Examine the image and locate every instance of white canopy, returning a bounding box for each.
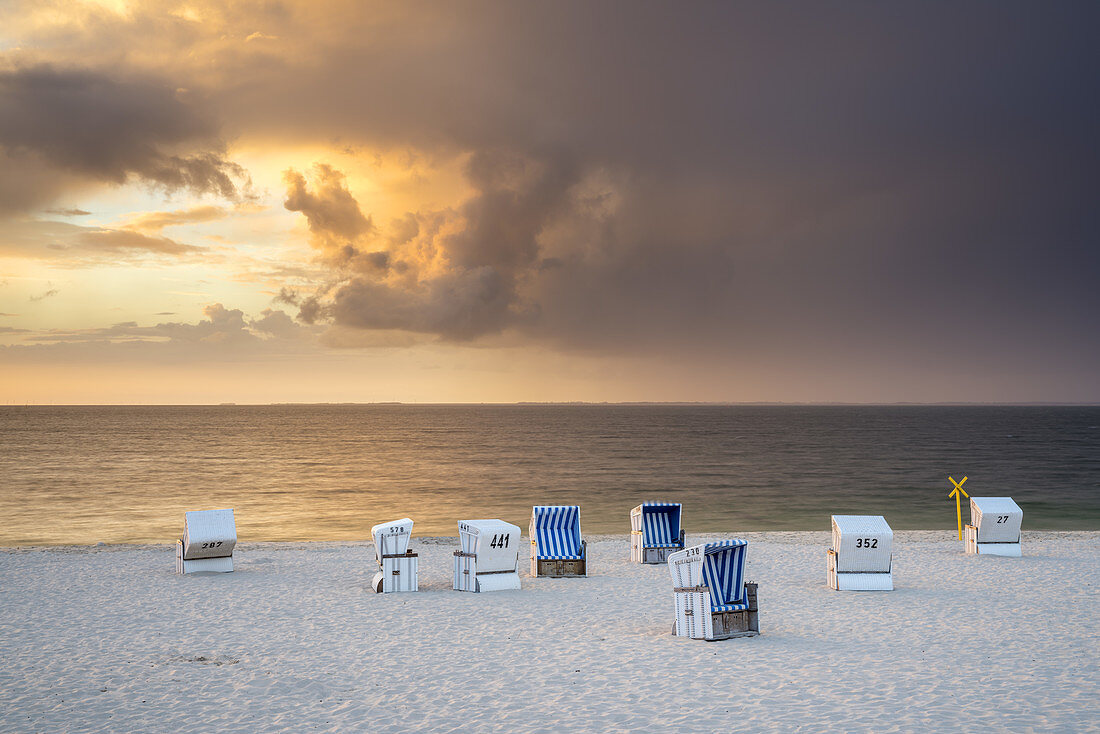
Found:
[371,518,413,562]
[458,519,520,573]
[970,497,1023,543]
[831,515,892,573]
[181,509,236,560]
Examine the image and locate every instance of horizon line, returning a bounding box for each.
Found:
[3,401,1100,407]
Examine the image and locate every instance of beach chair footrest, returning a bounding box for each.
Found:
[640,546,681,564]
[176,541,233,574]
[672,582,759,640]
[374,554,419,593]
[534,558,586,577]
[709,582,759,639]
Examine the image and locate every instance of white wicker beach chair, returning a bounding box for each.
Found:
[826,515,893,590]
[453,519,521,592]
[668,540,759,640]
[965,497,1023,557]
[371,518,418,593]
[175,509,236,574]
[630,502,685,564]
[529,505,587,577]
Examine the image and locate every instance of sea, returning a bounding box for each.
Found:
[1,405,1098,545]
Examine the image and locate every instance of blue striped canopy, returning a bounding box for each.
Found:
[700,540,749,612]
[531,505,584,560]
[641,502,683,548]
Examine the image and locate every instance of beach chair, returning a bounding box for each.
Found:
[371,518,418,593]
[826,515,893,591]
[965,497,1023,557]
[453,519,521,592]
[175,509,236,574]
[668,540,759,640]
[529,505,587,577]
[630,502,685,564]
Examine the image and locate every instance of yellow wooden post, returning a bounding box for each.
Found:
[948,476,969,540]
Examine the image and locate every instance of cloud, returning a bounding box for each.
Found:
[73,228,204,256]
[249,308,300,339]
[283,163,373,252]
[29,287,58,301]
[12,304,306,347]
[283,151,578,340]
[0,217,209,263]
[330,267,515,340]
[45,207,90,216]
[0,65,249,213]
[123,205,227,232]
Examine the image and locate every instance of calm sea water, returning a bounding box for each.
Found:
[1,405,1098,545]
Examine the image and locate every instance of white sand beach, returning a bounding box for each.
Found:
[3,531,1099,733]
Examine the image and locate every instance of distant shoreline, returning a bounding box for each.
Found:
[3,402,1100,408]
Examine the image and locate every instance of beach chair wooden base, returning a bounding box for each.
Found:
[633,529,686,564]
[176,540,233,574]
[373,552,419,593]
[673,582,759,640]
[826,549,893,590]
[964,524,1021,557]
[453,551,521,592]
[533,558,587,577]
[641,547,678,565]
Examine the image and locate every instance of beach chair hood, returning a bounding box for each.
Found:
[371,518,413,565]
[529,506,584,560]
[631,502,683,548]
[458,519,520,573]
[970,497,1023,543]
[181,509,236,560]
[668,540,750,612]
[831,515,892,573]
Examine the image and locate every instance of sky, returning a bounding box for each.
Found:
[0,1,1098,404]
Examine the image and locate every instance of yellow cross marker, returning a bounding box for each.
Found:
[948,476,969,540]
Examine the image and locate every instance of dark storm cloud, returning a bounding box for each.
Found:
[330,267,518,341]
[0,65,248,210]
[221,2,1097,366]
[7,2,1100,392]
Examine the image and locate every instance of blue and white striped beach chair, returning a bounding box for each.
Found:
[529,505,587,577]
[630,502,685,564]
[668,540,759,640]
